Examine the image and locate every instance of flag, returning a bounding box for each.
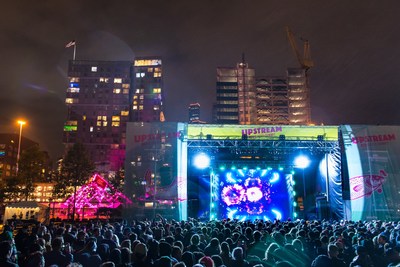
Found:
[65,40,76,48]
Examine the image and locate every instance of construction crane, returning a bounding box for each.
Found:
[285,26,313,125]
[285,26,314,71]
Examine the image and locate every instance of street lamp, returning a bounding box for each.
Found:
[16,120,26,175]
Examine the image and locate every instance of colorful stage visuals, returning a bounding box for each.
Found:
[341,125,400,221]
[211,168,294,221]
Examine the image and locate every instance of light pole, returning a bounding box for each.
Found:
[16,120,26,175]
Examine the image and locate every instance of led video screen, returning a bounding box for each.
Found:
[213,168,294,221]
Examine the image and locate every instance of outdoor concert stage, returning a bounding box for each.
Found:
[125,123,342,221]
[125,123,400,222]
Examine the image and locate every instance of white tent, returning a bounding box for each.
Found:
[3,201,48,224]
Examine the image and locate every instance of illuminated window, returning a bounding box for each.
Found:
[134,59,161,66]
[103,122,107,126]
[113,89,121,94]
[97,116,102,120]
[133,106,138,110]
[153,88,161,93]
[64,125,77,131]
[123,89,129,94]
[97,121,101,126]
[111,144,119,149]
[154,106,160,110]
[139,95,144,100]
[102,116,107,121]
[112,116,120,121]
[121,111,129,116]
[135,73,140,78]
[112,121,120,127]
[154,72,162,77]
[66,120,78,125]
[90,127,94,132]
[133,101,137,105]
[139,105,143,110]
[122,83,130,88]
[91,66,97,72]
[114,78,122,83]
[70,77,80,82]
[99,77,109,83]
[140,72,145,77]
[82,115,86,121]
[67,87,80,93]
[65,98,78,104]
[135,89,140,93]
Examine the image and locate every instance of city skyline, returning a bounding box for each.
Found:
[1,1,399,160]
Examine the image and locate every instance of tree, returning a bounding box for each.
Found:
[2,177,21,202]
[108,168,125,192]
[18,145,48,201]
[60,143,95,220]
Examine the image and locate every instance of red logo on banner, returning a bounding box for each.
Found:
[350,170,387,200]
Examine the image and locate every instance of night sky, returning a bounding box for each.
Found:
[1,1,399,160]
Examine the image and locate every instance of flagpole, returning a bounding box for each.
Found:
[73,42,76,61]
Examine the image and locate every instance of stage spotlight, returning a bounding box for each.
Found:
[193,153,210,169]
[270,172,280,183]
[271,209,282,220]
[294,155,310,169]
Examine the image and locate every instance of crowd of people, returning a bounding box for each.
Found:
[1,215,400,267]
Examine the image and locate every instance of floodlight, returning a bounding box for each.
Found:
[294,155,310,169]
[193,153,210,169]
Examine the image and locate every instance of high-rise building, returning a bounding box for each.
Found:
[63,57,165,175]
[255,69,311,125]
[214,61,256,124]
[214,64,311,125]
[188,103,206,124]
[63,60,132,173]
[287,68,311,124]
[255,77,290,124]
[130,57,164,122]
[0,133,38,181]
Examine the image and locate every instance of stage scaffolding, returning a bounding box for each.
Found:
[187,139,339,154]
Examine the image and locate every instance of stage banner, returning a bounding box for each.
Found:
[340,125,400,221]
[187,124,338,141]
[124,122,183,219]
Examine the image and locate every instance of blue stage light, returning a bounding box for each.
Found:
[193,153,210,169]
[294,155,311,169]
[271,209,282,220]
[270,172,280,183]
